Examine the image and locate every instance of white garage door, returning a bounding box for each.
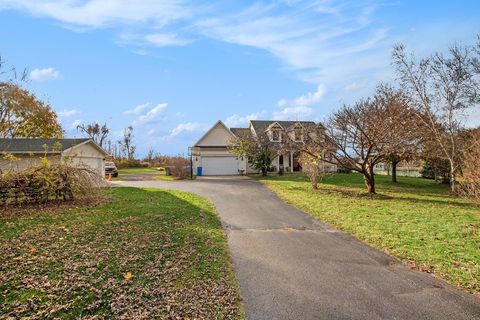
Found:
[202,156,239,175]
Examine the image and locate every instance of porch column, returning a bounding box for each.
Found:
[290,152,294,172]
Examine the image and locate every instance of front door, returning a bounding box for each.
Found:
[293,152,302,172]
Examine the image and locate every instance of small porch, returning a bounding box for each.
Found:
[276,151,302,173]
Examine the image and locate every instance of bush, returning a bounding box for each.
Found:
[115,159,142,169]
[420,158,450,184]
[0,160,105,206]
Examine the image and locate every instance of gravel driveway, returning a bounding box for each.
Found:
[114,176,480,320]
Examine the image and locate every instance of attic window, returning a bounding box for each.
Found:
[271,129,281,142]
[294,127,303,142]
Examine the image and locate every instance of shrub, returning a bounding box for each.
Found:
[0,159,105,206]
[115,159,141,169]
[299,152,330,189]
[420,158,450,184]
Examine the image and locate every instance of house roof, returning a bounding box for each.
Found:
[230,128,252,139]
[0,138,100,154]
[249,120,316,135]
[193,120,236,147]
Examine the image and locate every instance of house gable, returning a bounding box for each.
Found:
[63,140,109,158]
[194,121,236,147]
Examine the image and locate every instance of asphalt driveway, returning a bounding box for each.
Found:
[114,176,480,320]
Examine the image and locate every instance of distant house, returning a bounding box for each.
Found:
[191,120,337,176]
[0,138,109,176]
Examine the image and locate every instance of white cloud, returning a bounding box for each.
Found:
[30,67,61,81]
[195,2,388,83]
[134,103,168,124]
[124,102,151,115]
[3,1,391,84]
[344,81,368,92]
[277,84,325,108]
[273,106,314,120]
[0,0,190,29]
[57,109,79,118]
[224,111,267,127]
[70,119,83,129]
[145,33,191,47]
[147,128,156,136]
[169,122,205,137]
[273,84,325,120]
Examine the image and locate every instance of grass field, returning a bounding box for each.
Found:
[257,173,480,294]
[113,167,173,181]
[0,188,243,319]
[116,167,160,174]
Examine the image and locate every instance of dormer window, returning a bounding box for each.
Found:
[271,129,281,142]
[267,122,283,142]
[294,127,303,142]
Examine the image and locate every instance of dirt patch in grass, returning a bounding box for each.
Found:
[0,188,243,319]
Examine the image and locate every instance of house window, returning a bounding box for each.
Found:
[271,129,281,142]
[294,128,303,141]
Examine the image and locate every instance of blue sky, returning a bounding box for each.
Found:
[0,1,479,156]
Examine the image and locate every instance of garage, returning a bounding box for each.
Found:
[201,156,239,175]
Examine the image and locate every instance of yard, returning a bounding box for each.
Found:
[0,188,243,319]
[257,173,480,294]
[113,167,175,181]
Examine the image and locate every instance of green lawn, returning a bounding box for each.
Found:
[0,188,243,319]
[113,167,170,181]
[117,167,160,174]
[257,173,480,294]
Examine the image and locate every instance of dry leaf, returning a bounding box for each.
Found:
[123,272,133,281]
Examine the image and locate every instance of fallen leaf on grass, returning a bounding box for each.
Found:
[123,272,133,281]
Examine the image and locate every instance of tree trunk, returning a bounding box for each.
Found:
[449,159,456,192]
[261,168,267,176]
[363,166,376,194]
[391,160,398,183]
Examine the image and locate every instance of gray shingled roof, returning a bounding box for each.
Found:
[0,138,90,154]
[249,120,317,135]
[230,128,252,139]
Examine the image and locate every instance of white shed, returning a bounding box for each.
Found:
[0,138,109,176]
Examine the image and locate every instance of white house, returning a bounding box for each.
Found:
[191,120,337,176]
[0,138,109,176]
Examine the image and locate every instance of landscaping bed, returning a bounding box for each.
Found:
[257,173,480,294]
[0,187,243,319]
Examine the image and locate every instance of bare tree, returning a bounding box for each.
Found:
[392,41,480,191]
[289,100,389,194]
[77,122,109,148]
[144,148,155,163]
[119,126,136,160]
[373,84,422,182]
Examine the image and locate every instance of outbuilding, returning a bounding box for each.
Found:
[0,138,109,176]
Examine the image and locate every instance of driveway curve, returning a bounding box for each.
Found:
[114,176,480,320]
